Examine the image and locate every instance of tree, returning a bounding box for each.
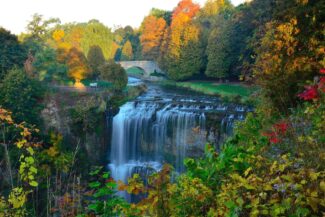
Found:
[0,68,44,125]
[87,45,105,79]
[170,40,203,80]
[167,26,203,80]
[121,40,133,60]
[26,13,60,40]
[80,21,115,60]
[172,0,200,20]
[199,0,232,18]
[100,60,127,91]
[149,8,172,25]
[140,15,167,60]
[164,0,202,80]
[205,13,233,79]
[33,46,68,82]
[113,26,141,60]
[0,28,27,80]
[66,48,89,82]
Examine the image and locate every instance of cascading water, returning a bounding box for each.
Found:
[108,82,249,196]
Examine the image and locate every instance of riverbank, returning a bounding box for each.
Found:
[160,80,258,104]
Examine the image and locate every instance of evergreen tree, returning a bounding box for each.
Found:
[205,13,233,79]
[168,35,203,80]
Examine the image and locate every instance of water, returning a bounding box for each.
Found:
[108,83,249,193]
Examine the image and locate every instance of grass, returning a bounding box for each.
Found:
[126,67,144,76]
[150,71,165,77]
[162,80,258,103]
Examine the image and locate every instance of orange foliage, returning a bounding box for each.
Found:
[168,0,200,59]
[172,0,200,20]
[66,47,89,82]
[52,30,89,82]
[140,15,167,59]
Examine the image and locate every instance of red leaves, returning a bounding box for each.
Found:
[297,68,325,101]
[274,122,289,135]
[263,132,280,144]
[263,121,289,144]
[297,85,318,101]
[319,68,325,74]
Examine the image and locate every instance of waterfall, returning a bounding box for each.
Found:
[108,84,248,195]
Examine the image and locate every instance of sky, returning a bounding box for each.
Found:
[0,0,245,34]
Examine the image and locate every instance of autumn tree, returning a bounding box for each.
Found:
[120,40,133,61]
[140,15,167,60]
[164,0,203,80]
[199,0,232,18]
[66,47,89,82]
[87,45,106,79]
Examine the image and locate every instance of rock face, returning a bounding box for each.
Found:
[41,90,109,164]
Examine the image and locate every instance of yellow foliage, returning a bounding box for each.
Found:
[52,29,65,42]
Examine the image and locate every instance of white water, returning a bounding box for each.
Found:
[108,84,248,194]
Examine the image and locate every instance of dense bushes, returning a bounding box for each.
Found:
[100,60,128,91]
[0,68,44,126]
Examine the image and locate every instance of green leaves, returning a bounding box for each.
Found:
[85,167,125,216]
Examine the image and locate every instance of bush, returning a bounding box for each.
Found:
[100,60,128,91]
[0,67,44,126]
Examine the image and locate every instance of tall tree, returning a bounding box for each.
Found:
[0,28,27,80]
[205,12,233,79]
[87,45,105,79]
[140,15,167,60]
[165,0,202,80]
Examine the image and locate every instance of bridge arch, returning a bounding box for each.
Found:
[118,61,165,77]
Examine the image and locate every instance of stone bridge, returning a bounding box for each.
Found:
[118,61,165,77]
